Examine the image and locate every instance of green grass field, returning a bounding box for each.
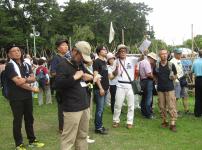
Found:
[0,94,202,150]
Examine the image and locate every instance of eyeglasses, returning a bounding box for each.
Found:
[119,50,126,53]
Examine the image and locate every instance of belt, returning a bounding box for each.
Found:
[118,81,131,84]
[141,78,153,81]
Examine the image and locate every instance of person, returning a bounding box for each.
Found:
[0,59,6,86]
[112,44,138,129]
[24,54,32,66]
[107,52,118,114]
[36,58,52,106]
[170,48,190,114]
[93,45,109,134]
[191,50,202,117]
[54,41,93,150]
[154,49,178,132]
[139,52,157,119]
[50,39,70,133]
[4,44,44,150]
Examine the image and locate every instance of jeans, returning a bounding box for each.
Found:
[140,79,153,118]
[94,89,108,130]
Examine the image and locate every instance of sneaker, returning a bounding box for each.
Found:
[16,144,26,150]
[170,125,177,132]
[112,122,119,128]
[126,124,133,129]
[86,136,95,144]
[161,122,169,128]
[29,140,45,148]
[95,127,108,135]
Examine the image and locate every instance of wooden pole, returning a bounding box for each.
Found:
[191,24,194,59]
[122,29,124,45]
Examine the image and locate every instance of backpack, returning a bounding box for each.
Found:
[1,62,30,100]
[36,68,48,89]
[155,61,174,80]
[1,70,9,100]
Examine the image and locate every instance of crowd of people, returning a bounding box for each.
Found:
[1,39,202,150]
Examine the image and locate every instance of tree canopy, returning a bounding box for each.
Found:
[0,0,153,57]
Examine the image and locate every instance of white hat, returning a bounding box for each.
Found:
[117,44,128,52]
[41,57,47,61]
[107,52,115,60]
[147,52,157,61]
[75,41,92,62]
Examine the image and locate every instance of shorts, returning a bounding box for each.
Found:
[174,82,188,99]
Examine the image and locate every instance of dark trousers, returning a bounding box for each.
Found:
[50,77,55,95]
[194,77,202,117]
[110,85,117,114]
[9,99,36,147]
[140,79,153,118]
[56,92,63,131]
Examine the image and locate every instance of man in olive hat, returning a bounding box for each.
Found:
[55,41,93,150]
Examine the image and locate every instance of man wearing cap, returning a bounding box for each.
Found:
[192,50,202,117]
[55,41,93,150]
[112,44,138,129]
[170,48,190,114]
[139,52,157,119]
[50,39,69,133]
[4,45,44,150]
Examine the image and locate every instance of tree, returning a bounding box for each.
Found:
[183,35,202,51]
[72,25,95,43]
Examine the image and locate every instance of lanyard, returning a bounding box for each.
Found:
[119,59,125,77]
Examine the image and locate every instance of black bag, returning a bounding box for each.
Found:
[1,70,9,100]
[119,59,141,95]
[131,80,142,95]
[179,76,188,87]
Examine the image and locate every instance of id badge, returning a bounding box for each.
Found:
[80,81,87,87]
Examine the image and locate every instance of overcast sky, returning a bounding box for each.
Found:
[57,0,202,45]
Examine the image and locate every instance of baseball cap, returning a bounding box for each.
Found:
[173,48,182,54]
[75,41,92,62]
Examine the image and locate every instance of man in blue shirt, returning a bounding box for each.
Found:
[192,50,202,117]
[50,39,70,133]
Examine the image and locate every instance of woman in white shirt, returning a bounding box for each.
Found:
[107,53,118,114]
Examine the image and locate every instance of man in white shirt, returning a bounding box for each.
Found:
[112,44,138,129]
[170,48,189,113]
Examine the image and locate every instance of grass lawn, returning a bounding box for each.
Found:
[0,93,202,150]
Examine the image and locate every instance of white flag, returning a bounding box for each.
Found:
[109,22,115,43]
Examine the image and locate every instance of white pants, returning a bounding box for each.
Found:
[38,85,52,106]
[113,87,135,125]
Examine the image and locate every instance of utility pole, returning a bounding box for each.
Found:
[32,25,36,57]
[122,29,124,45]
[26,39,29,54]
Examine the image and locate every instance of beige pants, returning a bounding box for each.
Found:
[61,108,90,150]
[158,91,177,123]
